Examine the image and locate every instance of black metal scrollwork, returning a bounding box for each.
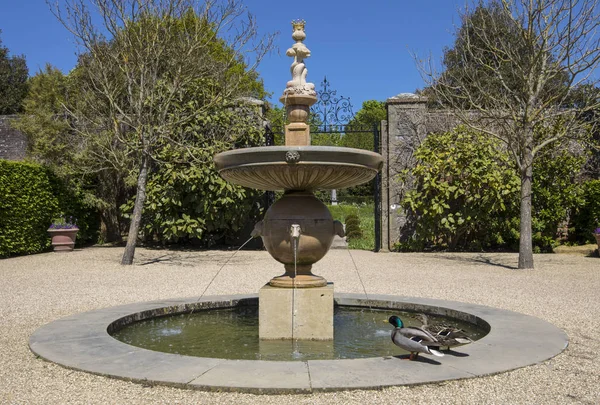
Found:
[311,77,355,131]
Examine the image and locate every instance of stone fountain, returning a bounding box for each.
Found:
[28,20,569,394]
[214,20,383,340]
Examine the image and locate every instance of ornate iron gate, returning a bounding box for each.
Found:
[267,77,381,252]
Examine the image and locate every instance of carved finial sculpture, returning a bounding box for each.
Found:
[284,20,316,96]
[280,20,318,146]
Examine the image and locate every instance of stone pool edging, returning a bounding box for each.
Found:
[29,293,568,394]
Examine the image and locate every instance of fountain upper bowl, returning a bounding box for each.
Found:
[214,146,383,191]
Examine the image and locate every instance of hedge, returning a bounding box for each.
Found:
[0,160,98,257]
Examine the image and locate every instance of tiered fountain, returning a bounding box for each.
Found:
[214,20,383,340]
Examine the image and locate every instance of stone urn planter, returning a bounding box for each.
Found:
[594,233,600,255]
[48,228,79,252]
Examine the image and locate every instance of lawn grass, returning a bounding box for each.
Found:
[327,203,375,251]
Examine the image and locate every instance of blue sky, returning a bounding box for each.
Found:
[0,0,467,112]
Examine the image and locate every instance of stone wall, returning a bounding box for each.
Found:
[380,95,460,250]
[0,115,27,160]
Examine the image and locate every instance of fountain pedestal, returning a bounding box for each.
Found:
[259,283,334,340]
[214,20,382,342]
[281,93,317,146]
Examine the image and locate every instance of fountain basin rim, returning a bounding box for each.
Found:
[214,146,383,170]
[214,146,383,191]
[215,145,383,161]
[29,293,568,394]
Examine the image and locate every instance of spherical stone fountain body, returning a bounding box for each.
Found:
[254,190,345,288]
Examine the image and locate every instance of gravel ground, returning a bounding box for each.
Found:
[1,247,599,404]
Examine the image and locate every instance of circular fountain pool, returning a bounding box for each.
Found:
[29,294,567,393]
[111,306,487,361]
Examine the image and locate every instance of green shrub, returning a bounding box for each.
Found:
[327,203,374,250]
[344,214,363,240]
[531,150,585,251]
[0,160,99,257]
[346,229,363,240]
[398,126,520,251]
[0,160,57,256]
[396,125,584,252]
[570,179,600,243]
[344,215,360,228]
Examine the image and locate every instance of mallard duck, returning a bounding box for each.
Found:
[388,315,444,360]
[416,314,473,350]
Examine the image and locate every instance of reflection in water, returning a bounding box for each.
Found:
[112,306,487,361]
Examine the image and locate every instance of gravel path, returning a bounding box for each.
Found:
[1,247,598,404]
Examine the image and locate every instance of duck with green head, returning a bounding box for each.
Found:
[388,315,444,360]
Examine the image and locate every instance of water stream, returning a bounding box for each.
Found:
[190,236,254,315]
[291,227,299,355]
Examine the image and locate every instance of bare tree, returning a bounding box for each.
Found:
[417,0,600,268]
[48,0,275,264]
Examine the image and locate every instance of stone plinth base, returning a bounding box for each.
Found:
[259,283,333,340]
[285,122,311,146]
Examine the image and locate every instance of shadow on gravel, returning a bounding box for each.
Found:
[139,254,174,265]
[430,254,518,270]
[136,251,265,267]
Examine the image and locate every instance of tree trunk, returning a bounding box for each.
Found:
[518,147,534,269]
[99,171,125,243]
[100,210,122,243]
[121,152,150,265]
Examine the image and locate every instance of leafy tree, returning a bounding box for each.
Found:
[311,131,342,147]
[343,100,385,151]
[130,93,266,245]
[264,104,285,145]
[49,0,275,264]
[417,0,600,268]
[0,31,28,114]
[564,83,600,179]
[399,126,520,251]
[14,65,71,167]
[333,100,386,202]
[14,64,128,243]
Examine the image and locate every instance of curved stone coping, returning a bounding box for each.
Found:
[29,294,568,394]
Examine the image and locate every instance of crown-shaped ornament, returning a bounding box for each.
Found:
[291,19,306,41]
[291,19,306,31]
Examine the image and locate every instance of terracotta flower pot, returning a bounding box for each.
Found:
[48,228,79,252]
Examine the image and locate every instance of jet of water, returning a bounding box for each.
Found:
[190,236,255,314]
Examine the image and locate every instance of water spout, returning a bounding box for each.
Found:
[334,220,345,238]
[251,221,263,238]
[290,224,302,241]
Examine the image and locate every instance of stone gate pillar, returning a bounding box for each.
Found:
[381,94,428,250]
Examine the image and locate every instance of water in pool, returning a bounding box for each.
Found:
[112,306,486,361]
